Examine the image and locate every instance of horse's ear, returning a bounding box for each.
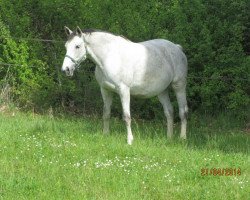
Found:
[76,26,83,36]
[64,26,72,36]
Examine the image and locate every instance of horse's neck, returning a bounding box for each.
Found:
[85,33,119,67]
[87,32,114,45]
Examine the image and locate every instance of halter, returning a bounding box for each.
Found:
[65,54,86,68]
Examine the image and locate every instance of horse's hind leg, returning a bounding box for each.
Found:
[158,90,174,138]
[101,87,113,134]
[173,81,188,139]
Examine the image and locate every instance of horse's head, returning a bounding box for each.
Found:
[62,26,87,76]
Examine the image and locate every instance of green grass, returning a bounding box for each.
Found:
[0,111,249,199]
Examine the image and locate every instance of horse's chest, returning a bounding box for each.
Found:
[95,67,117,92]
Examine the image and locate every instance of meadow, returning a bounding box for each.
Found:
[0,110,249,199]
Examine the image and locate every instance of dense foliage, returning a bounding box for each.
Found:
[0,0,249,118]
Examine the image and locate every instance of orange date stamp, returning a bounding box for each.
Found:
[201,168,241,176]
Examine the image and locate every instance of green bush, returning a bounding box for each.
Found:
[0,17,55,109]
[0,0,249,117]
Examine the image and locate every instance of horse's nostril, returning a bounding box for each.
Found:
[62,67,69,72]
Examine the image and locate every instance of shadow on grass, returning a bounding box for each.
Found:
[37,112,249,155]
[187,130,249,154]
[185,112,250,154]
[112,112,250,155]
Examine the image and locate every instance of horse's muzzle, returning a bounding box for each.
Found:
[62,67,74,76]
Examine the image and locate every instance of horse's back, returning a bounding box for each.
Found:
[139,39,186,64]
[140,39,187,83]
[139,39,181,53]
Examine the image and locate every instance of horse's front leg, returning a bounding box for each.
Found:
[119,84,133,145]
[101,87,113,134]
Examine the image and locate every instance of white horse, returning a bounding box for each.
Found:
[62,26,188,145]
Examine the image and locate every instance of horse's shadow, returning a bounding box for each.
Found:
[110,116,249,155]
[186,129,249,154]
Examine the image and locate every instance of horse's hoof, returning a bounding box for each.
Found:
[127,139,133,145]
[180,135,187,140]
[103,129,110,134]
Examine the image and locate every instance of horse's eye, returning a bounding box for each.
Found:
[76,45,80,49]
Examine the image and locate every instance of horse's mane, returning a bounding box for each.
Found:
[67,28,130,41]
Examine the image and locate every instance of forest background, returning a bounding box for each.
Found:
[0,0,249,119]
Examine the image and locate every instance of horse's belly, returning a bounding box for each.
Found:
[129,62,173,97]
[130,76,171,98]
[130,86,165,98]
[95,62,173,98]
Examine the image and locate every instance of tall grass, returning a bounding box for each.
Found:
[0,110,249,199]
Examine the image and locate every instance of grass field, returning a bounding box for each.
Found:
[0,110,249,199]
